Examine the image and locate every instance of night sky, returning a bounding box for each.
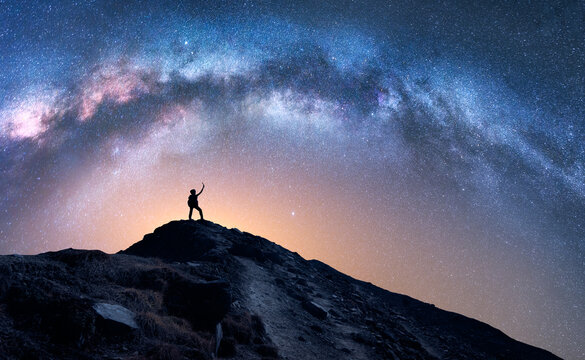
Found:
[1,1,584,358]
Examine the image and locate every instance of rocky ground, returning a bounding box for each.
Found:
[0,220,562,359]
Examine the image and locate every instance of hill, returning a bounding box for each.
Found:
[0,220,562,359]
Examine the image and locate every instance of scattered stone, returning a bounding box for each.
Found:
[302,301,328,320]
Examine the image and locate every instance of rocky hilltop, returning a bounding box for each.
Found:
[0,220,562,359]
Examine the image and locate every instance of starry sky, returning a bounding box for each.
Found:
[1,0,584,358]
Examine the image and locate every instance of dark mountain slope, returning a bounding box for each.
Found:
[0,220,562,359]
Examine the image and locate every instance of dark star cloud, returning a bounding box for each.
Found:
[1,1,583,358]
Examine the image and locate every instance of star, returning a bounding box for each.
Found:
[0,2,582,358]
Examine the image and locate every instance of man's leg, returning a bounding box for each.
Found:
[189,207,193,220]
[196,206,204,220]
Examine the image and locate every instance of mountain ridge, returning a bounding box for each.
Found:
[0,219,562,359]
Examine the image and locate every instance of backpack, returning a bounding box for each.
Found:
[188,194,198,207]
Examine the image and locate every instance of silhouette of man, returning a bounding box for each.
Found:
[188,183,205,220]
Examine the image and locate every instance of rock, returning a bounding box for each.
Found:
[93,303,138,330]
[399,337,422,350]
[302,301,328,320]
[5,282,97,346]
[44,248,110,267]
[132,267,175,291]
[286,288,304,301]
[164,276,231,329]
[120,220,217,262]
[228,243,265,261]
[351,332,374,346]
[199,248,229,263]
[227,233,282,265]
[218,336,237,357]
[215,323,223,356]
[263,250,282,265]
[328,309,340,318]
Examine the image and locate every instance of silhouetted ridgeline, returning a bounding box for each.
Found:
[0,220,562,359]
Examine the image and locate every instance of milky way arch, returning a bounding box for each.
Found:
[1,1,583,358]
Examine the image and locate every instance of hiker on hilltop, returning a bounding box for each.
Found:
[188,183,205,220]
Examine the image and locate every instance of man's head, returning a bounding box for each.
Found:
[190,189,196,195]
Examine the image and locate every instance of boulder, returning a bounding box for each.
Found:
[164,276,231,329]
[5,283,97,346]
[93,303,138,334]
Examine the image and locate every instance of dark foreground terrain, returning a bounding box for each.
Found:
[0,220,562,359]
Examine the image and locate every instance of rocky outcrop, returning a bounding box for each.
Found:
[121,220,218,262]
